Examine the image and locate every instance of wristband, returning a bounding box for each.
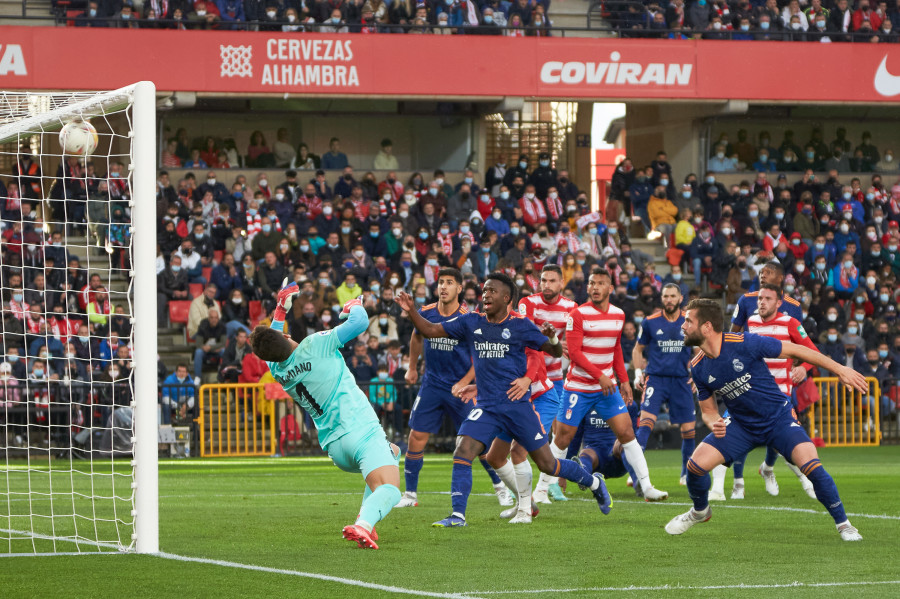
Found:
[633,368,643,381]
[549,335,559,345]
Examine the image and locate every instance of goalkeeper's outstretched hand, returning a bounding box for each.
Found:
[277,277,300,313]
[339,297,363,320]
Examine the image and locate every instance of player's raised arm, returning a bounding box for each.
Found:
[395,291,448,339]
[336,298,370,346]
[538,321,564,358]
[780,340,868,394]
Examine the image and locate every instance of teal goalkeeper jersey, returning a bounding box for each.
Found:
[266,328,380,449]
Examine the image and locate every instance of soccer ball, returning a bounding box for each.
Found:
[59,120,98,156]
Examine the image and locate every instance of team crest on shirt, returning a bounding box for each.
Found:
[501,328,511,339]
[732,359,744,372]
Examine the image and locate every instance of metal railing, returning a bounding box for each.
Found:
[196,379,439,457]
[808,376,881,447]
[5,7,892,42]
[197,383,277,457]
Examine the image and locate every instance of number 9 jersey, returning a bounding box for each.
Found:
[267,328,380,450]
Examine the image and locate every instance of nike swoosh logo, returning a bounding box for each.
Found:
[874,55,900,97]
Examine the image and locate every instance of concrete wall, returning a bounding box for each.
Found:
[161,113,473,173]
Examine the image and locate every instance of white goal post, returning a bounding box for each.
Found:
[0,81,158,554]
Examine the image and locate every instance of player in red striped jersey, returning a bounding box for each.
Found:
[517,264,577,503]
[711,284,819,500]
[552,268,668,502]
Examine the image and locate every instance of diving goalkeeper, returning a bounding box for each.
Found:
[249,279,401,550]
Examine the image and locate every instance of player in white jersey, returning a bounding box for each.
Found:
[517,264,577,503]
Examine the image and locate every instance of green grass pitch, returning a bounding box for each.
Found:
[2,446,900,598]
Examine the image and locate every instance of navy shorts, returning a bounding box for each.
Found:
[641,375,696,425]
[496,386,559,445]
[408,382,472,435]
[557,388,628,426]
[702,412,812,466]
[581,434,628,480]
[458,400,548,453]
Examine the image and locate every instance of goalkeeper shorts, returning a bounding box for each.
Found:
[327,424,400,479]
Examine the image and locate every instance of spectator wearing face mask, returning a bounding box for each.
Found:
[828,253,859,300]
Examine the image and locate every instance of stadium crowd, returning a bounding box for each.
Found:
[608,0,900,41]
[64,0,554,35]
[3,121,900,450]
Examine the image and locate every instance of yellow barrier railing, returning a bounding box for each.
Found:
[808,377,881,447]
[197,383,278,457]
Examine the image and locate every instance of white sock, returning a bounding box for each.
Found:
[541,441,567,488]
[785,461,805,479]
[494,460,518,499]
[356,519,374,532]
[711,465,727,495]
[622,439,653,490]
[589,475,600,491]
[734,477,745,486]
[513,460,532,512]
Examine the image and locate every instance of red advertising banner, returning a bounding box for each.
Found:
[1,26,900,103]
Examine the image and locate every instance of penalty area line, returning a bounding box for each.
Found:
[155,552,484,599]
[459,580,900,595]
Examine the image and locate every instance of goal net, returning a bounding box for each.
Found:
[0,83,158,554]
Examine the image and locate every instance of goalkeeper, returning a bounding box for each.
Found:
[249,279,401,550]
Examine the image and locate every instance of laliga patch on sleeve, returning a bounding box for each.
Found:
[566,316,574,331]
[732,304,740,319]
[798,324,808,338]
[519,304,527,316]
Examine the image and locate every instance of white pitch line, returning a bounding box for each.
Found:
[0,529,481,598]
[154,552,482,599]
[459,580,900,595]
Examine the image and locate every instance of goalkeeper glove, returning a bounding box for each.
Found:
[274,277,300,321]
[339,297,363,320]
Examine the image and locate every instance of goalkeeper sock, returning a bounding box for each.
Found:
[356,484,401,532]
[801,459,847,524]
[451,457,473,516]
[479,454,501,485]
[403,450,424,494]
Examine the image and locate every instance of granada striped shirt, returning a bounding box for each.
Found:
[518,293,577,381]
[746,312,818,396]
[526,347,553,399]
[564,302,628,393]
